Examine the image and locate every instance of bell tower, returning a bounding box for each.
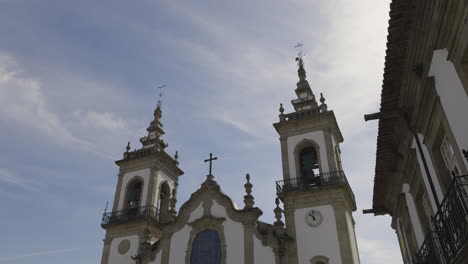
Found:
[100,104,183,264]
[273,56,359,264]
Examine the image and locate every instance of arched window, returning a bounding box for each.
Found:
[126,179,142,209]
[191,229,222,264]
[157,182,170,221]
[300,147,320,182]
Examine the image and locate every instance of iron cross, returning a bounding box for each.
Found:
[204,153,218,178]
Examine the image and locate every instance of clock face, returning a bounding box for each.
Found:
[305,209,323,227]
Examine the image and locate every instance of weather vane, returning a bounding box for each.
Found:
[294,42,305,67]
[156,84,166,108]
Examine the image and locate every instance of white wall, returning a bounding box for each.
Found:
[211,201,245,264]
[117,168,150,210]
[295,205,341,264]
[168,201,245,264]
[108,235,139,264]
[253,236,275,264]
[287,131,329,177]
[401,184,424,247]
[429,49,468,168]
[169,225,191,264]
[345,211,360,264]
[412,134,444,212]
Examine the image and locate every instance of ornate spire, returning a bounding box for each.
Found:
[140,104,168,151]
[174,151,179,165]
[243,174,255,209]
[291,44,318,112]
[274,197,284,226]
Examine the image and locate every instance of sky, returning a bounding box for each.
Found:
[0,0,402,263]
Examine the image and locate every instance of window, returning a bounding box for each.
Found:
[300,147,320,181]
[126,180,142,209]
[191,229,221,264]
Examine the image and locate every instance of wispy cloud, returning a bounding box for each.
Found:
[0,168,40,192]
[0,51,92,149]
[357,235,402,264]
[0,248,79,262]
[211,112,257,137]
[74,110,126,130]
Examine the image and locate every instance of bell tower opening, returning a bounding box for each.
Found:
[125,179,142,209]
[300,147,320,184]
[158,182,170,220]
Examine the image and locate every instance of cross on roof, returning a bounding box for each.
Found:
[204,153,218,180]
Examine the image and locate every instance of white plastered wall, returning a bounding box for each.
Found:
[168,204,204,263]
[412,134,444,212]
[429,49,468,168]
[345,211,360,263]
[295,205,341,264]
[211,201,244,264]
[287,131,329,177]
[108,235,139,264]
[401,184,424,247]
[253,236,275,264]
[117,168,150,210]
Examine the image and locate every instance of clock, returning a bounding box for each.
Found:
[305,209,323,227]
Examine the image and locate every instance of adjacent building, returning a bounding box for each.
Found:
[367,0,468,263]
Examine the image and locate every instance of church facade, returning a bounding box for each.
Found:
[100,58,360,264]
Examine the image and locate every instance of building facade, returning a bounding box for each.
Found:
[100,58,360,264]
[367,0,468,263]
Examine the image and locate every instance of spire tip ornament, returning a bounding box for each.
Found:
[243,173,254,209]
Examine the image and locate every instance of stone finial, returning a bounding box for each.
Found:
[174,151,179,165]
[274,197,284,226]
[243,174,254,209]
[169,188,177,216]
[126,142,131,152]
[319,93,328,113]
[279,103,285,122]
[155,105,162,121]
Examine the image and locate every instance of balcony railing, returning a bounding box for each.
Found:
[416,232,439,264]
[275,171,354,202]
[432,175,468,263]
[101,205,166,226]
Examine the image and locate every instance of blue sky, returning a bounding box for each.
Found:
[0,0,401,263]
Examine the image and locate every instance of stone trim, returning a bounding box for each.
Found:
[185,215,227,264]
[100,235,112,264]
[146,167,156,206]
[160,179,262,234]
[324,129,337,172]
[280,137,291,180]
[112,171,125,212]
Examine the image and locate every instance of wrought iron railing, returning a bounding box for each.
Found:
[431,175,468,263]
[275,170,355,202]
[101,205,165,226]
[415,232,439,264]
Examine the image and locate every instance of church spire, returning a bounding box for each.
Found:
[291,52,318,112]
[139,104,168,151]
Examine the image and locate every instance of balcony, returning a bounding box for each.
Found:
[416,175,468,264]
[101,205,168,226]
[275,170,355,202]
[416,232,439,264]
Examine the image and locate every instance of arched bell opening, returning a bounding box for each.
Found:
[157,182,170,221]
[124,177,143,210]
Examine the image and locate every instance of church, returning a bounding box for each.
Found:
[99,56,360,264]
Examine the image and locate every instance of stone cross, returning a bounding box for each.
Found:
[204,153,218,180]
